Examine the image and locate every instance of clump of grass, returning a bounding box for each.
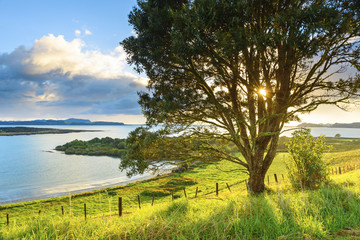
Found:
[166,177,197,186]
[140,189,172,197]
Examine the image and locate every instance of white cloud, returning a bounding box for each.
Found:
[85,29,92,35]
[21,34,133,80]
[75,30,81,37]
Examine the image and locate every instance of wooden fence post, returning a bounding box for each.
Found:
[61,206,64,216]
[195,187,198,198]
[216,183,219,196]
[152,193,155,206]
[339,166,342,174]
[38,210,41,216]
[84,203,87,220]
[118,197,122,217]
[183,188,187,198]
[226,183,231,192]
[6,214,9,226]
[274,174,278,183]
[138,195,141,209]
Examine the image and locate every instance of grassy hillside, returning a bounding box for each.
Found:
[1,143,360,239]
[2,183,360,239]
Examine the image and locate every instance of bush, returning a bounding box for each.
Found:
[286,129,330,190]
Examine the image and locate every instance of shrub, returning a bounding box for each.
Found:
[286,129,330,190]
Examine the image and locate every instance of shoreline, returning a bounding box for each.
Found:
[0,126,102,136]
[0,168,173,206]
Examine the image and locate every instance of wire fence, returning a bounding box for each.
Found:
[2,179,249,227]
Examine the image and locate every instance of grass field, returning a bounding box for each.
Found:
[1,138,360,239]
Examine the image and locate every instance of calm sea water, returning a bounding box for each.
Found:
[0,125,360,204]
[0,125,171,204]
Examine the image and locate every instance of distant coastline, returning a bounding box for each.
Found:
[297,122,360,128]
[0,127,100,136]
[0,118,124,126]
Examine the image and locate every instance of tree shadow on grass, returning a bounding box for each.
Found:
[138,184,360,239]
[140,175,197,198]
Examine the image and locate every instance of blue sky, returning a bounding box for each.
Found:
[0,0,359,124]
[0,0,137,53]
[0,0,147,123]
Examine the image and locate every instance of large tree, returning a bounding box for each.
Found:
[121,0,360,193]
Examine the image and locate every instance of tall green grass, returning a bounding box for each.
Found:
[2,183,360,239]
[1,147,360,239]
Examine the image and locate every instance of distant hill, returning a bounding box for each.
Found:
[0,118,124,126]
[64,118,91,124]
[297,122,360,128]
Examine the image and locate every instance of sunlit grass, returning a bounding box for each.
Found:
[2,182,360,239]
[1,145,360,239]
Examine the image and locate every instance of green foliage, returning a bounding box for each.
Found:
[120,126,236,177]
[286,129,330,190]
[335,133,341,138]
[55,137,126,158]
[122,0,360,193]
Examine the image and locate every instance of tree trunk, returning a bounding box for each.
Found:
[248,170,266,194]
[247,133,280,194]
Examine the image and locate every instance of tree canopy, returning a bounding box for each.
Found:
[121,0,360,193]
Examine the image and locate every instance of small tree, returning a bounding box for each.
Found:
[286,129,330,189]
[335,133,341,138]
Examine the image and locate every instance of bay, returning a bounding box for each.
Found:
[1,125,360,205]
[0,125,169,204]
